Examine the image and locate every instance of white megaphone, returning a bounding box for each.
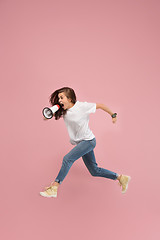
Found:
[42,104,60,119]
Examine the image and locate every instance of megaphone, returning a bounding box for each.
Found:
[42,104,60,119]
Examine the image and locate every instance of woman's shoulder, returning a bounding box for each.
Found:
[77,100,88,105]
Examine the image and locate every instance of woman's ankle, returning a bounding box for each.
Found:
[116,174,121,181]
[53,182,60,187]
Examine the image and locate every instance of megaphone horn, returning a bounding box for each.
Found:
[42,104,60,119]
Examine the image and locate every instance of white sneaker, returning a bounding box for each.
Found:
[40,185,58,198]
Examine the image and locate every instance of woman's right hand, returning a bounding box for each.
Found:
[43,117,48,120]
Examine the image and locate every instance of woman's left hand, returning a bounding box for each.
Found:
[112,117,117,124]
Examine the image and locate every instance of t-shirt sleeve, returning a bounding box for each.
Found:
[83,102,96,114]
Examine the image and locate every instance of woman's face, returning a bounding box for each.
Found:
[58,92,74,110]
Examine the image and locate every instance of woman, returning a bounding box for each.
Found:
[40,87,131,198]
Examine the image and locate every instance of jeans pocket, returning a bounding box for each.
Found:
[89,138,96,148]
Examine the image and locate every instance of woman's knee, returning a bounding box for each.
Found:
[62,155,73,166]
[89,167,100,176]
[90,169,98,176]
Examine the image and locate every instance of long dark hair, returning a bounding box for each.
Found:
[49,87,77,120]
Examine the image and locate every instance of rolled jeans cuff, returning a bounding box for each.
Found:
[115,173,119,179]
[55,179,62,184]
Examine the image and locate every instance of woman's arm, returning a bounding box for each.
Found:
[96,103,114,116]
[96,103,117,123]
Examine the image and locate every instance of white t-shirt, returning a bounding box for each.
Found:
[63,101,96,145]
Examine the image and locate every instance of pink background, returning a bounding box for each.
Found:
[1,0,160,239]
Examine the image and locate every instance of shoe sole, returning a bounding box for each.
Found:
[122,176,131,194]
[40,192,57,198]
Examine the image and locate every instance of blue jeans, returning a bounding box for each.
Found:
[55,138,118,184]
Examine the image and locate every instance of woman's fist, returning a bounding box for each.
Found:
[112,117,117,124]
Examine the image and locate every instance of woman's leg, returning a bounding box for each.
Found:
[40,137,130,197]
[82,150,118,180]
[54,139,96,185]
[82,151,132,194]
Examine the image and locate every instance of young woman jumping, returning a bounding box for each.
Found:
[40,87,131,198]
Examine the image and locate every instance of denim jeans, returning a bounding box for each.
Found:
[55,138,118,184]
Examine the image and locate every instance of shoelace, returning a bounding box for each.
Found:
[45,181,58,191]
